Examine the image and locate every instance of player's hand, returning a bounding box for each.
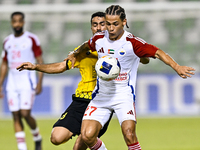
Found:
[16,62,36,71]
[64,53,76,69]
[35,83,42,95]
[176,66,195,79]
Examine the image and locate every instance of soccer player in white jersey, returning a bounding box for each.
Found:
[0,12,43,150]
[16,11,149,150]
[64,5,195,150]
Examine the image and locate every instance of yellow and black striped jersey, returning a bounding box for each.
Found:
[66,48,98,99]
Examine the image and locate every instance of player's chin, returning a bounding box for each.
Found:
[109,34,116,40]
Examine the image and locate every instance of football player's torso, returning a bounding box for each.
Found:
[75,51,98,99]
[5,32,35,71]
[95,31,140,83]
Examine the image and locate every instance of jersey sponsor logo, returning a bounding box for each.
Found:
[118,48,126,56]
[108,49,115,54]
[21,43,27,49]
[115,72,128,81]
[98,47,104,53]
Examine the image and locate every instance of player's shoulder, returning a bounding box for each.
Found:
[86,50,98,59]
[25,31,41,44]
[3,34,13,42]
[124,30,135,39]
[3,34,13,46]
[25,31,39,39]
[125,31,146,44]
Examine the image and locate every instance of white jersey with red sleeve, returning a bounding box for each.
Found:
[88,30,158,97]
[2,31,42,91]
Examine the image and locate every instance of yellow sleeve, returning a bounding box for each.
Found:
[66,59,80,70]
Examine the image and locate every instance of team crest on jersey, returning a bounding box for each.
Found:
[22,43,27,48]
[118,49,126,56]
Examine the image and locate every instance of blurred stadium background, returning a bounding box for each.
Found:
[0,0,200,149]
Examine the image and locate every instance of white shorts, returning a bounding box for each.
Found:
[6,90,35,112]
[83,92,136,126]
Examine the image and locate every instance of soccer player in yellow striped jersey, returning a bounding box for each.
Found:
[67,48,98,100]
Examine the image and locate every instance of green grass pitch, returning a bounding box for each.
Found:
[0,117,200,150]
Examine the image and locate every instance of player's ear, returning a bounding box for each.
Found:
[122,19,127,27]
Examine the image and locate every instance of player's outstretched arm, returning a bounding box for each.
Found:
[64,41,90,69]
[154,49,195,79]
[16,61,67,74]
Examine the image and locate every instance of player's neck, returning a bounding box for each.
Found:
[14,31,24,37]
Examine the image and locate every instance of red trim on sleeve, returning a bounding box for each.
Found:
[126,36,158,58]
[88,38,94,51]
[3,51,7,61]
[28,36,42,57]
[88,33,104,52]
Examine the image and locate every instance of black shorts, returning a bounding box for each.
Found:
[53,95,113,137]
[53,95,90,136]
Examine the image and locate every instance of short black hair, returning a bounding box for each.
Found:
[90,12,105,24]
[11,11,25,19]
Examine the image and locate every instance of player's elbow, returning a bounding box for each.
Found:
[140,57,150,64]
[59,68,66,73]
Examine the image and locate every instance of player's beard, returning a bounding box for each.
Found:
[13,27,23,35]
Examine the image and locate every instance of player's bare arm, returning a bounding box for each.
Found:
[155,49,195,78]
[140,57,150,64]
[17,61,67,74]
[35,55,44,95]
[0,60,8,98]
[64,41,90,68]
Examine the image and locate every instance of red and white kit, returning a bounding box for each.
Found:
[83,30,158,125]
[2,31,42,111]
